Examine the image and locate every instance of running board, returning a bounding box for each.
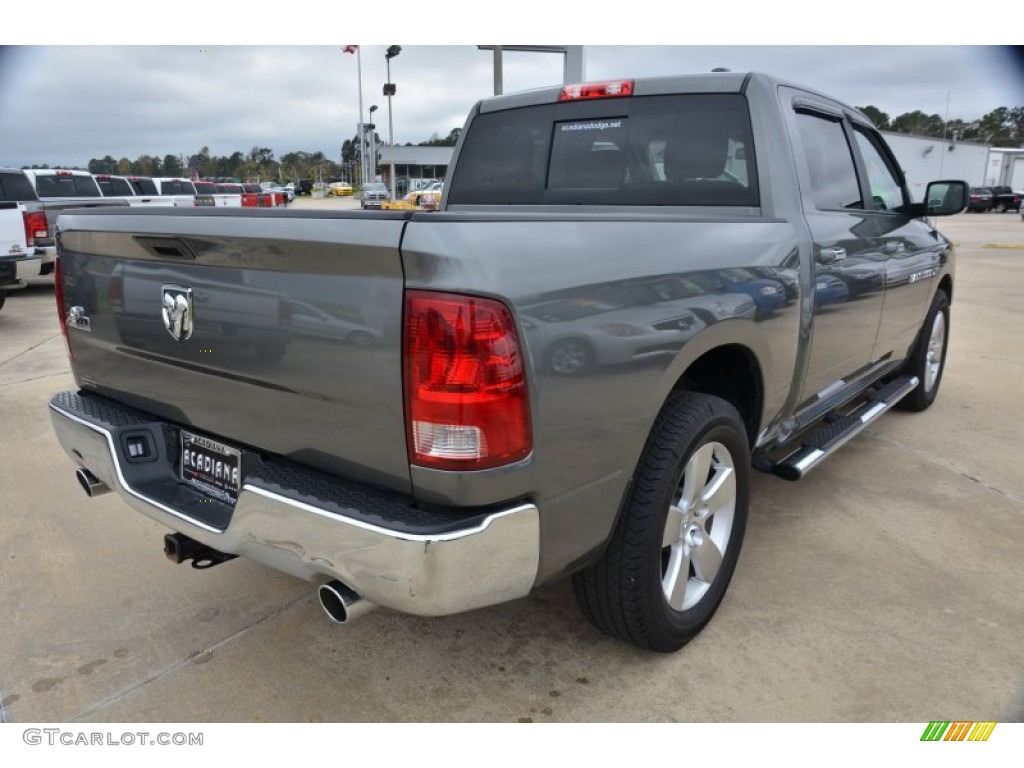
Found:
[768,376,919,481]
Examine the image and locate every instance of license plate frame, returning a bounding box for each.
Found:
[180,430,242,503]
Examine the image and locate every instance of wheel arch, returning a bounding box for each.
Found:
[938,273,953,305]
[672,344,764,447]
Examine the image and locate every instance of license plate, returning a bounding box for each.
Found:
[180,430,242,502]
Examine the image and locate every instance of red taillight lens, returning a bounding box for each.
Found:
[54,257,73,361]
[559,79,634,101]
[23,211,47,246]
[403,291,531,470]
[108,273,123,307]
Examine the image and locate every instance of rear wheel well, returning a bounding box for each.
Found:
[938,274,953,305]
[674,345,762,446]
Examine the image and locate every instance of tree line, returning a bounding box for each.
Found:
[856,105,1023,146]
[23,127,465,183]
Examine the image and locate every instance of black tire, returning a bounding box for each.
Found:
[546,339,595,376]
[0,291,6,312]
[573,391,750,652]
[897,289,949,412]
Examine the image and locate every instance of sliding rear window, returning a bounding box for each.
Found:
[448,93,757,206]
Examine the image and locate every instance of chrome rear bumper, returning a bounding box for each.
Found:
[49,391,540,617]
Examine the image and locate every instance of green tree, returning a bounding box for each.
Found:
[857,105,890,131]
[163,154,183,177]
[890,111,945,137]
[418,127,461,147]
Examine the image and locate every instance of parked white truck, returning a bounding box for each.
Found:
[0,200,42,311]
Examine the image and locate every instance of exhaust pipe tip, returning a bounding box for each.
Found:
[76,467,111,497]
[318,580,376,625]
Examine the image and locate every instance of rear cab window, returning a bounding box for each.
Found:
[96,177,134,196]
[161,180,197,195]
[128,178,159,196]
[34,174,101,198]
[448,94,758,207]
[0,171,38,202]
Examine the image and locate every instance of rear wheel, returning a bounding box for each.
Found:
[0,291,6,312]
[573,391,750,652]
[897,289,949,412]
[547,339,594,376]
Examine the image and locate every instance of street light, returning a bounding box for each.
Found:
[384,45,401,200]
[368,104,378,182]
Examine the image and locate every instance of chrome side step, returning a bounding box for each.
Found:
[769,376,919,481]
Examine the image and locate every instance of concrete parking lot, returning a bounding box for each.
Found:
[1,208,1021,723]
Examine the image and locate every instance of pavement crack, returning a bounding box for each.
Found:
[0,332,61,367]
[68,593,313,722]
[0,371,73,389]
[863,430,1024,505]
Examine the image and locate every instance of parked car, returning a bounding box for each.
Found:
[989,186,1021,213]
[521,297,705,376]
[966,187,994,212]
[295,179,314,196]
[360,182,390,209]
[814,274,851,308]
[328,182,354,197]
[260,182,294,204]
[419,183,445,210]
[406,181,443,206]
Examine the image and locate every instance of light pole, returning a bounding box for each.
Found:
[368,104,379,182]
[384,45,401,200]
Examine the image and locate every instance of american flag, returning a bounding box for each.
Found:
[342,45,358,54]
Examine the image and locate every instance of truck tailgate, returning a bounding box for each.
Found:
[57,208,413,494]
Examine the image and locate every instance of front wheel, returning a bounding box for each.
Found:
[897,289,949,412]
[573,391,750,652]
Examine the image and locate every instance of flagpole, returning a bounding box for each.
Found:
[356,47,366,187]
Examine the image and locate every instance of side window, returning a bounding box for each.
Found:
[794,112,862,210]
[852,129,906,212]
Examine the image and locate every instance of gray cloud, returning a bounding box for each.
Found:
[0,45,1019,169]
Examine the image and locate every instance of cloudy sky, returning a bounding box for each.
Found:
[1,39,1020,169]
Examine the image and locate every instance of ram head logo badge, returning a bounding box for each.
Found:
[161,285,194,341]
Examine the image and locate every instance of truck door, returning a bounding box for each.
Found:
[847,124,946,364]
[785,96,886,406]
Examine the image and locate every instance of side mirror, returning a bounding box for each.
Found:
[912,180,967,218]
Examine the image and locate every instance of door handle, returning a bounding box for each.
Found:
[818,247,847,263]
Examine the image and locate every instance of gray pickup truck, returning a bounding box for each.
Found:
[49,72,966,652]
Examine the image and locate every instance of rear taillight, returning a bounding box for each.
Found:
[108,273,123,308]
[559,79,634,101]
[403,291,531,470]
[23,211,46,246]
[54,257,73,361]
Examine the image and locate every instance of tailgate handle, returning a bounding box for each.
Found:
[134,236,198,260]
